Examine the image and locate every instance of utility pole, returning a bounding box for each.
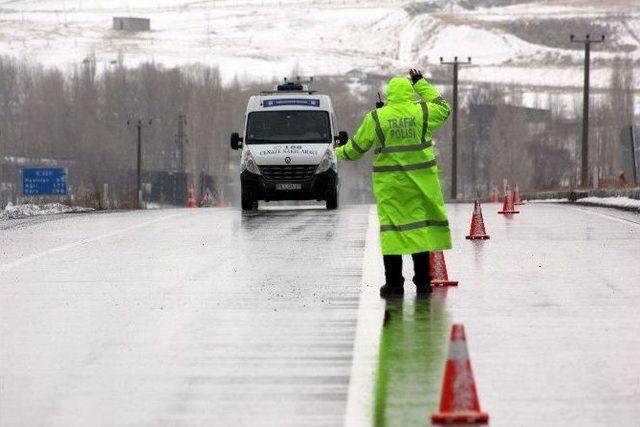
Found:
[127,118,152,209]
[571,34,605,188]
[630,125,638,185]
[0,129,3,207]
[440,56,471,200]
[175,114,188,172]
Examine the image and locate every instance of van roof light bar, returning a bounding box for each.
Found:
[284,76,314,84]
[261,76,318,95]
[277,82,305,91]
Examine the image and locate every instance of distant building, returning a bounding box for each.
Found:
[112,17,150,32]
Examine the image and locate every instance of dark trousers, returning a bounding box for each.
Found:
[383,252,430,288]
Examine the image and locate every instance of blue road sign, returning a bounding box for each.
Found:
[22,167,68,196]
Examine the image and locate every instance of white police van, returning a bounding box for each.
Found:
[230,80,348,211]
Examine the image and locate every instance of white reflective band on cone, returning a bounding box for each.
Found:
[447,341,470,361]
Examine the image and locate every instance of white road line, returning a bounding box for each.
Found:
[571,206,640,227]
[344,206,386,427]
[0,212,184,273]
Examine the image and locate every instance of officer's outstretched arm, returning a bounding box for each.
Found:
[413,78,451,131]
[335,112,376,161]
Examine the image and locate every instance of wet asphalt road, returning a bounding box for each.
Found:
[1,202,640,426]
[0,206,369,427]
[393,202,640,427]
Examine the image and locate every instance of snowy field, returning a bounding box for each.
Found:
[0,0,638,88]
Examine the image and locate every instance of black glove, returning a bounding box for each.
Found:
[409,69,423,84]
[375,92,384,109]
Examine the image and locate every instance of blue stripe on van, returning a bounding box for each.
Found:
[263,98,320,107]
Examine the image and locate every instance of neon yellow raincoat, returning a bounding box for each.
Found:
[335,77,452,255]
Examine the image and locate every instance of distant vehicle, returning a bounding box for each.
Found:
[230,79,348,211]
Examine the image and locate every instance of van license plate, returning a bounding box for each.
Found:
[276,183,302,191]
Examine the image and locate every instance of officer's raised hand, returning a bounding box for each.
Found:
[409,69,423,84]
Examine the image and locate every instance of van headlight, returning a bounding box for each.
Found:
[242,150,261,175]
[315,148,336,174]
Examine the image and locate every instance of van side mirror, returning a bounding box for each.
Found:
[230,132,243,150]
[335,131,349,147]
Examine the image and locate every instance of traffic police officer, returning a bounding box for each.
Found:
[335,69,452,296]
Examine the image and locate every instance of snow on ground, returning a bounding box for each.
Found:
[0,0,637,88]
[403,13,574,67]
[527,196,640,212]
[577,196,640,211]
[527,198,570,203]
[0,202,93,220]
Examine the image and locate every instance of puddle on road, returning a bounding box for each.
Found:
[374,292,450,427]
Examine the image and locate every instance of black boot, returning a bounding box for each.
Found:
[412,252,432,295]
[380,255,404,298]
[379,283,404,297]
[414,283,432,295]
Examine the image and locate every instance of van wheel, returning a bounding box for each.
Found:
[326,188,338,210]
[241,187,258,211]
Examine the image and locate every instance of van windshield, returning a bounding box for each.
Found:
[246,111,331,144]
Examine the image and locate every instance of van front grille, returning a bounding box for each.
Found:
[261,165,317,181]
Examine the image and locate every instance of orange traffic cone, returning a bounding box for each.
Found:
[490,187,499,204]
[429,251,458,287]
[498,185,519,215]
[186,183,196,208]
[513,184,523,205]
[431,324,489,425]
[466,199,490,240]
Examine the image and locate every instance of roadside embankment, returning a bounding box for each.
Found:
[0,202,94,220]
[524,187,640,212]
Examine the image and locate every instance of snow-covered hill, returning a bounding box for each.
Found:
[0,0,638,88]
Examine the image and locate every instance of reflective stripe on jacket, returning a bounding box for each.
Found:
[335,77,452,255]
